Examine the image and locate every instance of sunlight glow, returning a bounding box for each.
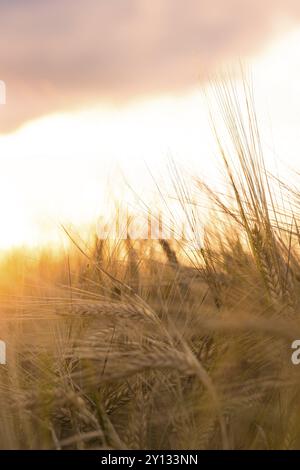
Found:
[0,27,299,249]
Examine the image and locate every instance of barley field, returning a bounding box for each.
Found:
[0,80,300,450]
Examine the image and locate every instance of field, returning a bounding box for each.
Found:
[0,80,300,450]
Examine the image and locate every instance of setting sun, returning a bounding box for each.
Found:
[0,26,300,248]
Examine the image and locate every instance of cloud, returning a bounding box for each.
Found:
[0,0,299,132]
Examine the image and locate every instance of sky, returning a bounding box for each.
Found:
[0,1,300,248]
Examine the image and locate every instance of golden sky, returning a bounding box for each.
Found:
[0,1,300,248]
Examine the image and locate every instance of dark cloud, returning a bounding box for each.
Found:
[0,0,299,132]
